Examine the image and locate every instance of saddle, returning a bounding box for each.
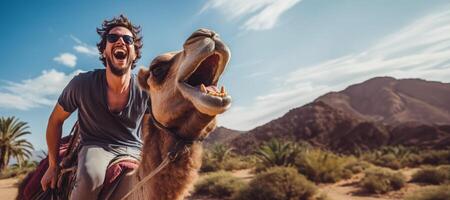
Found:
[18,123,139,200]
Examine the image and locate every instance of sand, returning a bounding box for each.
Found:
[0,178,18,200]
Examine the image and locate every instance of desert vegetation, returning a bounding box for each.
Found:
[0,116,36,181]
[192,138,450,200]
[234,167,318,200]
[411,165,450,185]
[360,167,406,194]
[194,171,245,199]
[405,184,450,200]
[201,143,254,172]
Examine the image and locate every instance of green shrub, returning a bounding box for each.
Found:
[411,166,449,185]
[223,156,254,171]
[201,150,221,172]
[344,160,371,174]
[405,184,450,200]
[295,149,357,183]
[201,143,255,172]
[201,150,255,172]
[360,167,406,194]
[194,171,245,198]
[0,166,35,179]
[376,153,402,169]
[420,150,450,165]
[362,146,423,169]
[234,167,316,200]
[254,139,308,172]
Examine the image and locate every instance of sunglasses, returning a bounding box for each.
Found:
[106,34,134,45]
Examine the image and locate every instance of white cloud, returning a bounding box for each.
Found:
[74,45,98,56]
[71,35,98,56]
[200,0,302,31]
[0,69,83,110]
[218,9,450,130]
[53,53,77,67]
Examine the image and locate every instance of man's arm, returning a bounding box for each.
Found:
[41,103,71,190]
[47,103,72,167]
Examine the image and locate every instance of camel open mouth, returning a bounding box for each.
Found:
[179,51,231,116]
[184,53,228,98]
[185,54,218,87]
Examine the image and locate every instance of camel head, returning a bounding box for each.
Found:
[138,28,231,139]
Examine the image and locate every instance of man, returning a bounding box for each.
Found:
[40,15,149,200]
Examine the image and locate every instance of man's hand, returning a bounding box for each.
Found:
[41,165,58,191]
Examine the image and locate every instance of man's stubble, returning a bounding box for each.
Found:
[106,56,134,76]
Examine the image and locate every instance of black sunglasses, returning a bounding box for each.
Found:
[106,34,134,45]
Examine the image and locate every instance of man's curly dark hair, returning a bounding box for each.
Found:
[96,14,143,69]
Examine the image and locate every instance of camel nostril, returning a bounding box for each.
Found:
[210,31,217,38]
[184,29,217,46]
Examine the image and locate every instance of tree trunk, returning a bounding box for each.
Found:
[0,147,7,171]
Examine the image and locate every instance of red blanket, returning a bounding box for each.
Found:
[20,135,139,200]
[21,136,71,200]
[98,158,139,199]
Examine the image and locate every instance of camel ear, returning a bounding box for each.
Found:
[138,68,150,91]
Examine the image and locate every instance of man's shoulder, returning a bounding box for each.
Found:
[71,69,104,85]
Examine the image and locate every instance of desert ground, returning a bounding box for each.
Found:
[188,168,425,200]
[0,177,18,200]
[0,168,431,200]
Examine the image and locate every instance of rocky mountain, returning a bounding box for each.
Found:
[208,77,450,154]
[203,126,243,148]
[317,77,450,125]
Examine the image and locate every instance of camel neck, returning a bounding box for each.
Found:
[132,121,203,200]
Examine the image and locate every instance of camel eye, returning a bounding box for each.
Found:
[150,61,171,83]
[151,65,164,77]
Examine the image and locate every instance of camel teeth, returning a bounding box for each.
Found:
[200,84,206,93]
[222,86,227,96]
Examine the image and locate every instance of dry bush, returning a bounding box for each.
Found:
[194,171,245,198]
[201,144,254,172]
[295,149,358,183]
[411,166,450,185]
[0,166,36,179]
[234,167,317,200]
[419,150,450,165]
[360,167,406,194]
[362,146,423,169]
[405,184,450,200]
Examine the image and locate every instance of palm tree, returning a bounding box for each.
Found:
[210,143,234,163]
[0,116,34,171]
[254,139,305,168]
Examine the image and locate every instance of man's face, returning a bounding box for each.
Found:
[103,26,137,76]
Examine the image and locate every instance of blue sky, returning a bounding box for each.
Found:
[1,0,450,151]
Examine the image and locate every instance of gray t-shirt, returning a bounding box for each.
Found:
[58,69,149,149]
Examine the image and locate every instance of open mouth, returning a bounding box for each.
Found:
[113,49,127,60]
[184,53,228,97]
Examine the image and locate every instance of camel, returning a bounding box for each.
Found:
[109,28,231,200]
[17,28,231,200]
